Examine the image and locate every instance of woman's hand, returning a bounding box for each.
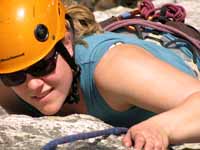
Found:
[122,119,169,150]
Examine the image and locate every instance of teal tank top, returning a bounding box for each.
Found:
[75,32,196,127]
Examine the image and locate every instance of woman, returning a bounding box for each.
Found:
[0,0,200,150]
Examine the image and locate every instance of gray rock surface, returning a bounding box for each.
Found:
[0,106,129,150]
[1,105,200,150]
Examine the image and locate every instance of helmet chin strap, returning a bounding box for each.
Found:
[54,14,81,104]
[55,41,81,104]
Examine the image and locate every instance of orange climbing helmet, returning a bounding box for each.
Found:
[0,0,66,74]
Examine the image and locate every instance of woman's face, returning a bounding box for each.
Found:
[11,41,73,115]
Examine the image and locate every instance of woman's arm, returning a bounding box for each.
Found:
[123,91,200,149]
[94,43,200,112]
[94,43,200,149]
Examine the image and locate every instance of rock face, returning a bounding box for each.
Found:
[0,106,129,150]
[71,0,139,11]
[1,105,200,150]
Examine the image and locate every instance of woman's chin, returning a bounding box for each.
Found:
[39,103,62,115]
[37,91,67,115]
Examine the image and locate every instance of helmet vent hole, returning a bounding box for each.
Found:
[52,35,55,40]
[58,8,61,15]
[58,2,61,16]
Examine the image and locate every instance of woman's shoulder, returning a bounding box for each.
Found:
[74,32,132,64]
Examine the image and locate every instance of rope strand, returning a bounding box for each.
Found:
[42,127,128,150]
[138,0,186,21]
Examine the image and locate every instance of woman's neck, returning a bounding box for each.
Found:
[56,87,87,116]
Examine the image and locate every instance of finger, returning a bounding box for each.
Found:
[144,140,154,150]
[122,131,133,147]
[154,142,162,150]
[154,134,164,150]
[134,134,145,150]
[162,136,169,150]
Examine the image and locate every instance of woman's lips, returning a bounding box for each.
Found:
[31,88,53,100]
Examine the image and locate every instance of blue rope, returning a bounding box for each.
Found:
[42,127,128,150]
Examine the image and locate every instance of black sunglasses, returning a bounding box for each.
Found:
[0,47,58,87]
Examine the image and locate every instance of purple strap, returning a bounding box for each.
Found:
[104,19,200,50]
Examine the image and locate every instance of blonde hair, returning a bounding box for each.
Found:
[64,3,103,46]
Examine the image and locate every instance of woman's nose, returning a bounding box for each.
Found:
[26,74,44,91]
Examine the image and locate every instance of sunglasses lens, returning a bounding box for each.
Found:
[28,54,57,77]
[1,71,26,86]
[1,50,57,87]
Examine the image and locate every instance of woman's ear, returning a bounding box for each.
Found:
[62,20,74,56]
[62,30,74,57]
